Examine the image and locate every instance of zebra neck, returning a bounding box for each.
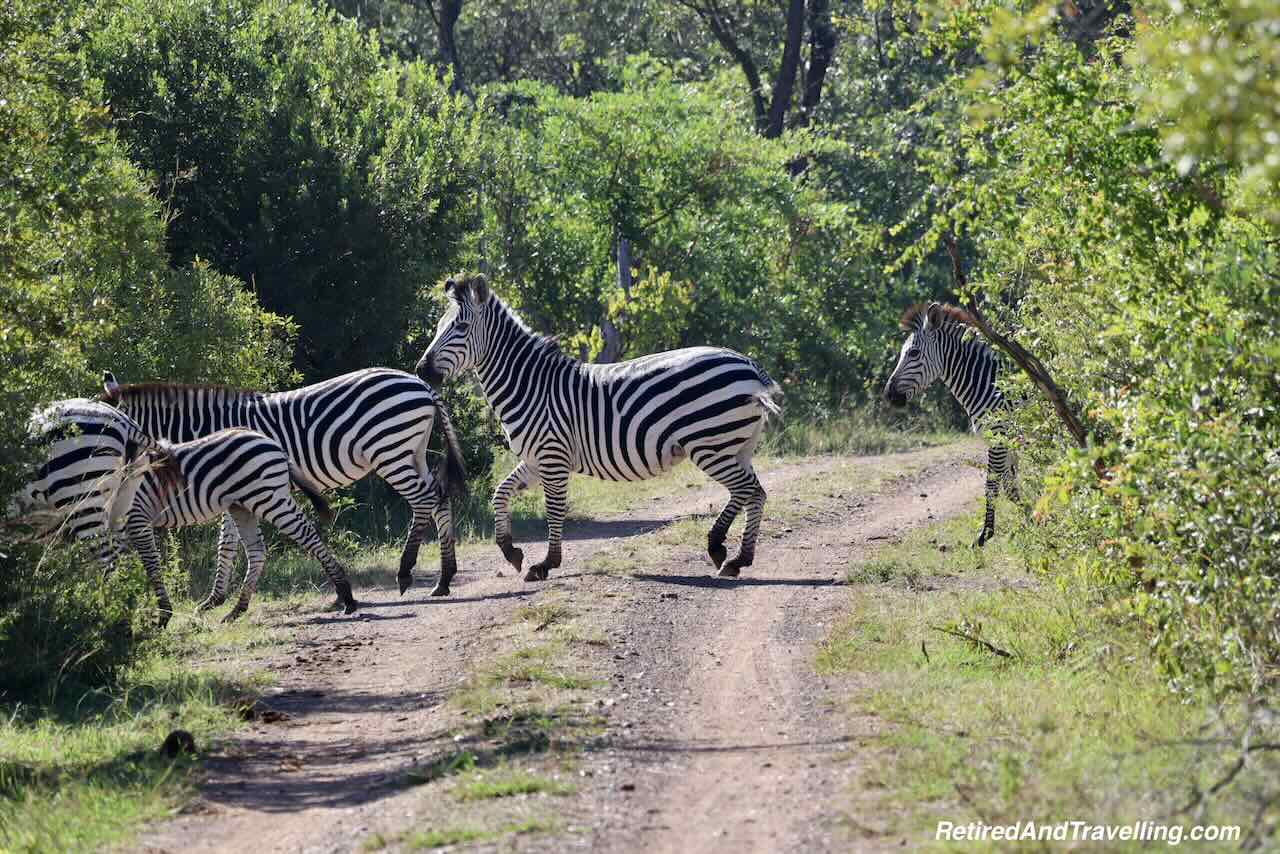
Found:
[472,302,568,425]
[937,325,1000,424]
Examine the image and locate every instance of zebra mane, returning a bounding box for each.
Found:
[489,291,578,367]
[101,382,266,405]
[899,302,978,331]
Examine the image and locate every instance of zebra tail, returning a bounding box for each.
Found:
[289,465,335,525]
[434,399,469,500]
[756,380,783,421]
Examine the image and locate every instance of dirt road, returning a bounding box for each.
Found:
[141,445,983,853]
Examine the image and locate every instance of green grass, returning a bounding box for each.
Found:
[451,642,598,716]
[0,618,272,853]
[760,407,959,457]
[454,766,575,801]
[820,510,1258,850]
[364,817,559,851]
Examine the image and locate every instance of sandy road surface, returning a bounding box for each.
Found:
[140,446,983,854]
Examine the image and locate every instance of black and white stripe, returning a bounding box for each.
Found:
[102,367,467,600]
[7,399,156,562]
[114,429,354,625]
[884,302,1018,546]
[415,275,782,580]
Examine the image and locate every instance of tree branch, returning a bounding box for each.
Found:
[928,624,1014,659]
[677,0,768,129]
[943,235,1096,456]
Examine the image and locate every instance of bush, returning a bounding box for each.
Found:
[0,0,297,696]
[0,544,152,702]
[901,5,1280,695]
[85,0,484,378]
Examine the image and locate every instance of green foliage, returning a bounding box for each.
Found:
[897,0,1280,695]
[0,0,296,704]
[0,546,146,701]
[474,64,905,409]
[85,0,484,377]
[1130,0,1280,225]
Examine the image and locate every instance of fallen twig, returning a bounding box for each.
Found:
[928,624,1014,659]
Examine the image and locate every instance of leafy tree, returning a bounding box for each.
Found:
[1,0,296,694]
[84,0,485,378]
[676,0,839,135]
[896,0,1280,695]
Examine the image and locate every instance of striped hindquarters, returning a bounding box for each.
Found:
[573,348,780,481]
[13,399,154,544]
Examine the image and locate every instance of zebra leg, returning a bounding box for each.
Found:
[695,453,762,575]
[258,501,358,616]
[428,478,457,597]
[198,512,239,611]
[374,452,441,595]
[723,478,766,578]
[126,516,174,629]
[974,445,1006,548]
[493,462,532,574]
[223,508,266,623]
[1003,448,1021,503]
[526,468,566,582]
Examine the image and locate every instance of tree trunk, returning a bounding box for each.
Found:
[797,0,836,127]
[597,233,629,363]
[436,0,465,93]
[763,0,807,138]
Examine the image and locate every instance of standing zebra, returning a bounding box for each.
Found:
[415,274,782,581]
[111,428,356,625]
[884,302,1018,546]
[100,367,467,604]
[7,399,156,559]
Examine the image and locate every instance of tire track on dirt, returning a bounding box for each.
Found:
[577,458,983,853]
[140,447,980,853]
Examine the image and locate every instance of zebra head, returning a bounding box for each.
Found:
[885,302,946,407]
[416,274,491,386]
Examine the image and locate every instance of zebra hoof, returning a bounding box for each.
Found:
[157,610,174,630]
[524,565,549,582]
[342,598,359,615]
[972,531,993,548]
[221,608,246,624]
[398,571,414,595]
[429,584,450,597]
[196,595,224,612]
[708,543,728,570]
[504,546,525,573]
[716,564,742,578]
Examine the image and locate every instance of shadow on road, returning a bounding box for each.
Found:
[629,572,841,589]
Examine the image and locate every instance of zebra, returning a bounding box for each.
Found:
[100,367,467,605]
[414,274,782,581]
[883,301,1018,546]
[109,428,356,625]
[6,398,157,559]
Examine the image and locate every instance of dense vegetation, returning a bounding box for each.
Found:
[1,0,1277,826]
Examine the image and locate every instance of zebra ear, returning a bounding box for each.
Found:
[925,303,944,329]
[445,275,469,303]
[103,370,120,400]
[469,275,490,304]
